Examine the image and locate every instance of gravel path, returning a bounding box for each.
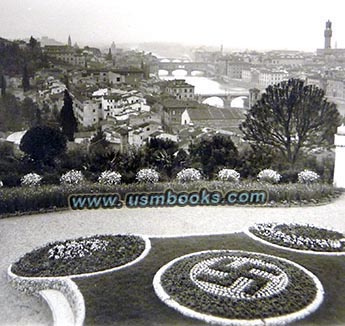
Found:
[1,195,344,326]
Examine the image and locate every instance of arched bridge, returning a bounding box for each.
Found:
[197,91,249,108]
[158,61,216,76]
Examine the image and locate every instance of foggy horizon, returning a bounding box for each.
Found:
[1,0,345,53]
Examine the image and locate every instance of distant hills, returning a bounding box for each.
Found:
[22,36,63,46]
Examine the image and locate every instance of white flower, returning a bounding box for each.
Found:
[298,170,320,184]
[217,168,240,182]
[48,238,109,260]
[0,180,3,188]
[257,169,281,184]
[98,170,121,185]
[136,168,159,183]
[60,170,84,185]
[176,168,202,183]
[20,173,42,187]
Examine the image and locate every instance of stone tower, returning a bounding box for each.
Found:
[324,20,332,49]
[333,124,345,188]
[111,41,116,55]
[68,35,72,47]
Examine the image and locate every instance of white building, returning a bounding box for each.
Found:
[258,69,289,88]
[334,124,345,188]
[165,79,195,100]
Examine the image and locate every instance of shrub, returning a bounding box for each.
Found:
[1,173,21,187]
[257,169,281,184]
[98,171,122,185]
[41,172,61,185]
[19,125,67,164]
[20,173,42,187]
[176,168,202,183]
[60,170,84,185]
[298,170,320,184]
[136,168,159,183]
[217,168,240,182]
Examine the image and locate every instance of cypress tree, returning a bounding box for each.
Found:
[60,89,77,141]
[0,73,6,96]
[22,63,30,92]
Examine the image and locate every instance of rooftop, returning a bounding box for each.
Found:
[186,107,245,121]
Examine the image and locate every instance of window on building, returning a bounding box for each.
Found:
[117,77,120,82]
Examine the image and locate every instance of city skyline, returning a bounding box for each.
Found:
[1,0,345,52]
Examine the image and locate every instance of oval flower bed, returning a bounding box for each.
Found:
[11,234,149,277]
[248,223,345,253]
[153,250,323,325]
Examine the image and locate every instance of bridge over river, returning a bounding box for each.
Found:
[196,91,250,107]
[158,61,216,76]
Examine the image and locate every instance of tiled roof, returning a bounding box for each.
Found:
[161,98,198,109]
[186,107,245,121]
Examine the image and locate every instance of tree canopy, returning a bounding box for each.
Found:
[189,134,238,177]
[19,126,67,164]
[143,138,180,177]
[240,78,341,165]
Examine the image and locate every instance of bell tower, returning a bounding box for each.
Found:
[324,20,332,49]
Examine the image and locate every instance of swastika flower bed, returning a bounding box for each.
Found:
[11,234,148,277]
[153,250,323,325]
[248,223,345,253]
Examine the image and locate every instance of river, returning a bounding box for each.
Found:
[158,70,247,108]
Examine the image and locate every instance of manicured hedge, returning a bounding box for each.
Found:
[0,181,341,217]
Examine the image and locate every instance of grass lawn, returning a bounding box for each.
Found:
[75,233,345,326]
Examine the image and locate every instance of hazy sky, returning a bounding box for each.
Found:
[1,0,345,51]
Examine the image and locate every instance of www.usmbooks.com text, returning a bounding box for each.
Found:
[69,188,267,210]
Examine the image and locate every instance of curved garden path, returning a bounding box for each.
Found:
[1,194,345,325]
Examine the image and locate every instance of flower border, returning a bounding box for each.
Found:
[245,226,345,256]
[8,234,151,326]
[153,250,324,326]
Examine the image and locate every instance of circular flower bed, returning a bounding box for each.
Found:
[11,234,149,277]
[248,223,345,253]
[153,250,323,325]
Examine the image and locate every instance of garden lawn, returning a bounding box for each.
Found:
[74,233,345,326]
